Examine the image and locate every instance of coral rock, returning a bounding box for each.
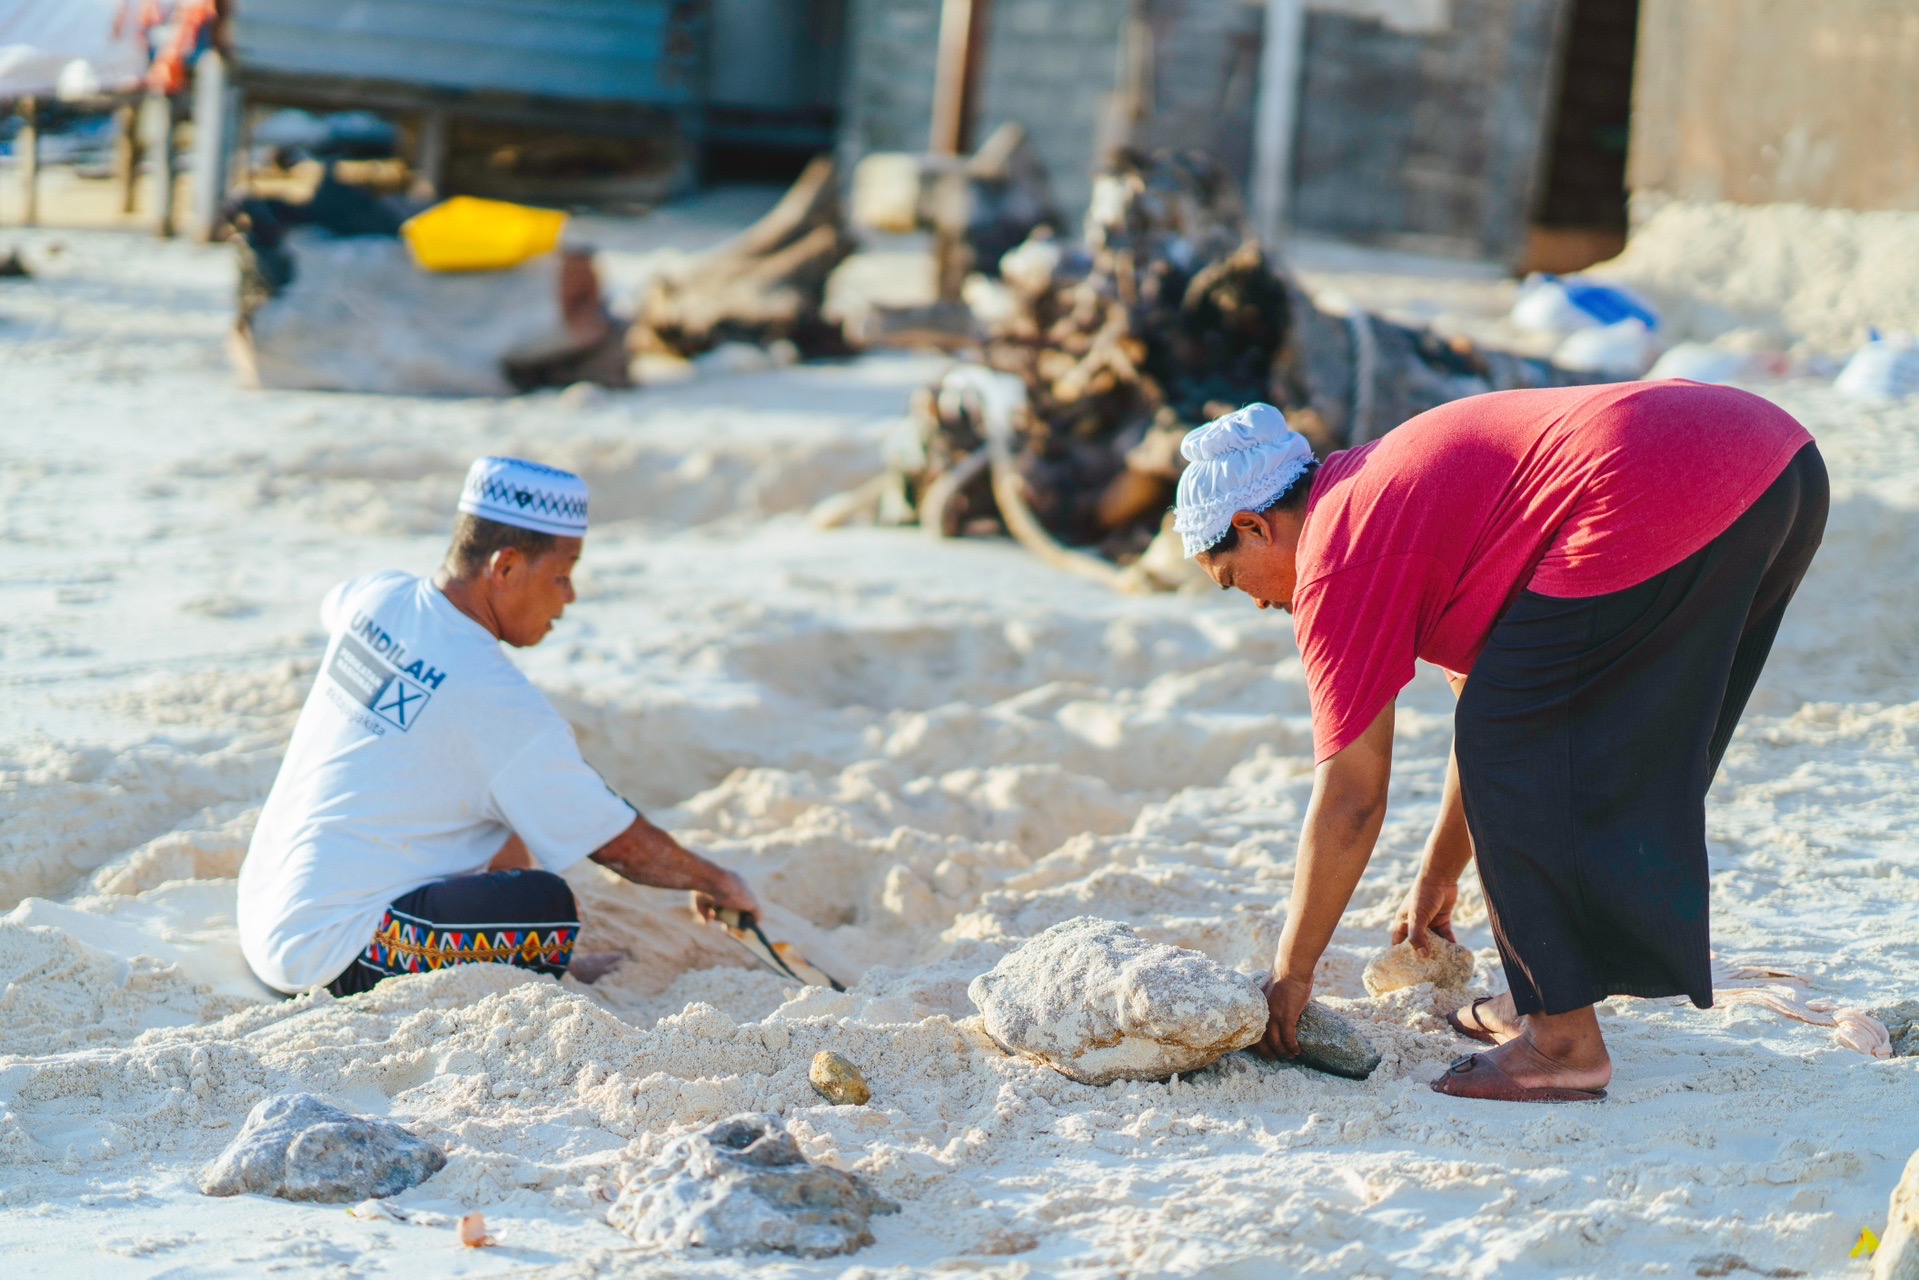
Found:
[1871,1001,1919,1058]
[1361,935,1476,997]
[608,1113,897,1257]
[1876,1148,1919,1280]
[809,1051,871,1106]
[1293,1002,1383,1080]
[198,1093,445,1203]
[966,916,1267,1086]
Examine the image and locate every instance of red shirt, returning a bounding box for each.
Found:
[1293,380,1812,762]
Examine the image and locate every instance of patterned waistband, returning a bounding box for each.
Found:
[362,905,580,976]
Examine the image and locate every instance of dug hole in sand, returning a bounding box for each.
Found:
[1,228,1917,1277]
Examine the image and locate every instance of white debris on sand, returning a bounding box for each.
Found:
[0,228,1916,1277]
[967,916,1267,1085]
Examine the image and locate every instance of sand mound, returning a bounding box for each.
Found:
[1594,199,1919,352]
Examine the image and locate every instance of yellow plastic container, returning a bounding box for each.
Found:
[401,196,568,272]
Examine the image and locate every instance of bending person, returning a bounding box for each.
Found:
[1177,385,1824,1102]
[239,456,757,997]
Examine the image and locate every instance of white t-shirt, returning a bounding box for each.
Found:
[238,572,635,992]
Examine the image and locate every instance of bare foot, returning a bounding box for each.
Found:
[567,951,626,985]
[1438,1004,1612,1099]
[1473,1031,1612,1093]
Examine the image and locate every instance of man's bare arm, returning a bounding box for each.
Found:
[1392,674,1472,953]
[589,815,760,919]
[1257,699,1394,1058]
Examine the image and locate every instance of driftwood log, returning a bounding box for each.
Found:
[630,156,854,359]
[865,148,1594,586]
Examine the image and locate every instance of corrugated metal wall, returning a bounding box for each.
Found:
[230,0,706,106]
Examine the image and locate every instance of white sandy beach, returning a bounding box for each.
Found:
[1,226,1915,1279]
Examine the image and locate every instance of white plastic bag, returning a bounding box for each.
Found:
[1645,343,1753,385]
[237,231,573,395]
[1835,332,1919,403]
[1554,319,1661,379]
[1511,274,1660,337]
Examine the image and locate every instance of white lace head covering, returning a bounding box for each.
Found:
[458,456,589,537]
[1173,403,1315,557]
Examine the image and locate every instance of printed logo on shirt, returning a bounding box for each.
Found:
[325,630,438,733]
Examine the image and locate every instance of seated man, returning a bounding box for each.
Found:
[239,456,757,996]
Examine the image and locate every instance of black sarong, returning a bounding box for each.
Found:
[1454,443,1826,1017]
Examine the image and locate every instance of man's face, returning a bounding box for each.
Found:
[1196,518,1298,612]
[492,537,582,647]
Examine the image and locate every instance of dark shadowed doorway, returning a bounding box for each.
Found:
[1525,0,1640,272]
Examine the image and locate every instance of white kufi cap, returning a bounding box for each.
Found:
[1172,403,1315,558]
[458,456,589,537]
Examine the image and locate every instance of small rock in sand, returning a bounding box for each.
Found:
[1362,934,1476,996]
[809,1051,871,1105]
[608,1113,896,1257]
[967,916,1267,1086]
[1293,1002,1384,1081]
[198,1093,445,1203]
[1875,1148,1919,1280]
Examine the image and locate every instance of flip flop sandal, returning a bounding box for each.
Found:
[1430,1053,1607,1103]
[1446,997,1501,1045]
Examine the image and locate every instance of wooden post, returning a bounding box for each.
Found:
[929,0,990,156]
[113,101,139,215]
[1251,0,1306,252]
[18,98,39,227]
[143,92,178,237]
[187,49,238,242]
[416,107,449,197]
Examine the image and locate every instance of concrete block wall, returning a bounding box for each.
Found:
[973,0,1128,217]
[1290,0,1571,261]
[839,0,944,161]
[839,0,1564,262]
[840,0,1127,218]
[1131,0,1265,194]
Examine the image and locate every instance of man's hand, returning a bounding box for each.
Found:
[1389,873,1459,955]
[690,866,760,922]
[1255,972,1313,1059]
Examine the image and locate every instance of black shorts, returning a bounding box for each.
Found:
[326,868,581,997]
[1454,444,1827,1017]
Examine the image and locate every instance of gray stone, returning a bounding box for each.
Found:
[967,917,1267,1086]
[198,1093,446,1203]
[608,1113,897,1258]
[1293,1001,1383,1081]
[1871,1000,1919,1057]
